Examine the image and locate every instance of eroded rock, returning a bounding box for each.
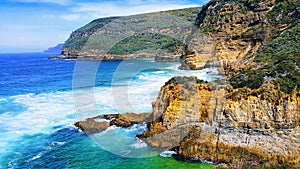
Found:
[75,112,151,134]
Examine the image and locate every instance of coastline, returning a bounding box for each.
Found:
[49,53,181,62]
[2,0,300,168]
[43,0,300,168]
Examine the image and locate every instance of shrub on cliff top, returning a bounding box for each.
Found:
[230,70,265,90]
[164,76,207,86]
[268,0,300,26]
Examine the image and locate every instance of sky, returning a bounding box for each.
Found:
[0,0,209,53]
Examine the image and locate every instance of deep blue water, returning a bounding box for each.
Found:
[0,53,220,169]
[0,53,75,97]
[0,53,126,97]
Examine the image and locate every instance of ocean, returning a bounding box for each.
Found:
[0,52,221,169]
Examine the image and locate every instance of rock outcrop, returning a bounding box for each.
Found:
[75,112,151,134]
[138,77,300,168]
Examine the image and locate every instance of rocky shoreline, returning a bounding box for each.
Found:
[75,76,300,168]
[49,52,181,62]
[49,54,155,61]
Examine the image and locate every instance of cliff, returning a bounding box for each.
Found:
[138,77,300,168]
[184,0,299,94]
[183,0,300,72]
[74,76,300,168]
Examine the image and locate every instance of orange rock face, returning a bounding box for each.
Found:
[139,77,300,168]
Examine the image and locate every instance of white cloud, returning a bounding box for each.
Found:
[59,14,81,21]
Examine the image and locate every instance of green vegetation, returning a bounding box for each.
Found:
[201,25,219,34]
[268,0,300,26]
[63,17,120,50]
[75,17,121,35]
[230,70,265,90]
[196,0,251,33]
[165,76,207,86]
[160,7,201,23]
[64,37,88,50]
[230,22,300,94]
[107,33,187,55]
[62,0,299,95]
[220,12,233,18]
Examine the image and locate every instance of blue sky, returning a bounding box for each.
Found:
[0,0,208,53]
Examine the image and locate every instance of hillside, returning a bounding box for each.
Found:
[55,7,201,61]
[44,43,64,53]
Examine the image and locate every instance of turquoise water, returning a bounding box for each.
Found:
[0,53,220,168]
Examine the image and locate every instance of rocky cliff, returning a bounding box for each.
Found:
[183,0,300,73]
[138,76,300,168]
